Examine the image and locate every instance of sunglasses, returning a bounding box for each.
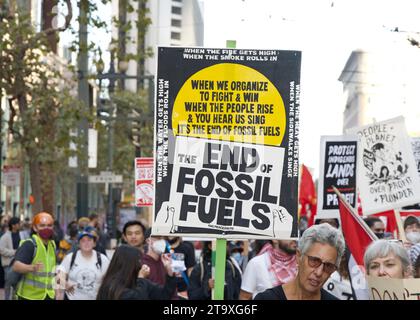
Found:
[305,254,337,274]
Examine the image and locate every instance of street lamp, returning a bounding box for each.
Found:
[96,47,154,242]
[96,49,118,242]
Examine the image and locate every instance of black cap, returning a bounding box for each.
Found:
[9,217,21,226]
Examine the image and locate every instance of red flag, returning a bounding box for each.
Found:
[372,210,397,235]
[299,164,317,225]
[338,190,378,299]
[339,193,376,265]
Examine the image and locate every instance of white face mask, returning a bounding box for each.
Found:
[406,231,420,244]
[152,239,166,255]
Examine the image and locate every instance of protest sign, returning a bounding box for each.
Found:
[153,47,301,239]
[403,137,420,210]
[317,135,358,219]
[323,274,354,300]
[411,137,420,174]
[367,276,420,300]
[347,116,420,215]
[135,157,154,206]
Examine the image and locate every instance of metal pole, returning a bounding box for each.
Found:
[77,0,89,219]
[106,51,116,241]
[0,90,2,208]
[0,7,4,212]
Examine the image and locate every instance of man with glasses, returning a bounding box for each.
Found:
[254,223,345,300]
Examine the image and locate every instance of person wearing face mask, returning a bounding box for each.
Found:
[188,241,242,300]
[364,217,386,239]
[164,236,196,299]
[404,215,420,248]
[140,229,171,289]
[230,241,246,271]
[12,212,57,300]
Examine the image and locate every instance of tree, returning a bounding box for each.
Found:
[0,0,153,216]
[0,1,86,215]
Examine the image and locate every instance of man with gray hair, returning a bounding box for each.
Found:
[254,223,345,300]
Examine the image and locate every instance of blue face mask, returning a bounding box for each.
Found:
[232,252,243,266]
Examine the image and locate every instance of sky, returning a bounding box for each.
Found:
[201,0,420,179]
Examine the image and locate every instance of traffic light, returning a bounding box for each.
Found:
[97,98,111,118]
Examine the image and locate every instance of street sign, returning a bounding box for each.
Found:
[89,174,123,183]
[3,165,21,187]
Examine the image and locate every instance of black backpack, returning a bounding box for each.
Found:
[6,238,37,289]
[69,249,102,271]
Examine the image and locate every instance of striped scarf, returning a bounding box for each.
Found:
[258,242,297,286]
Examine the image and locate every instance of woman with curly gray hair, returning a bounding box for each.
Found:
[255,223,345,300]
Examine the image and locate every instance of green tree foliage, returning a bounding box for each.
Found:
[0,7,88,215]
[0,0,153,216]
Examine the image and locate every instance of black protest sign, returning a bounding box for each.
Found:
[318,137,358,218]
[153,47,301,239]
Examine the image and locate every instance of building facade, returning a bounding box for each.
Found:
[339,36,420,137]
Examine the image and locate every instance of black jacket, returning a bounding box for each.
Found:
[254,285,339,300]
[188,256,241,300]
[119,275,177,300]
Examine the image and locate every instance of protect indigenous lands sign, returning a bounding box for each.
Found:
[317,135,358,219]
[347,117,420,215]
[153,47,301,239]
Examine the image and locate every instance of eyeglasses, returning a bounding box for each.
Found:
[305,254,337,274]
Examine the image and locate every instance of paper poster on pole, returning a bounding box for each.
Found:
[317,135,358,219]
[367,276,420,300]
[3,165,21,187]
[403,137,420,210]
[411,137,420,174]
[153,47,301,239]
[347,116,420,215]
[135,157,154,207]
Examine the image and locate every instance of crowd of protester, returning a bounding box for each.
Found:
[0,211,419,300]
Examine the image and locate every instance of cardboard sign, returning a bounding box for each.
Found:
[135,157,154,207]
[153,47,301,239]
[317,135,358,219]
[367,276,420,300]
[347,117,420,215]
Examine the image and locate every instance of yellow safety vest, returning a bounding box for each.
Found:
[16,234,56,300]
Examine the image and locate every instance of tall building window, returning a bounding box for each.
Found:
[171,32,181,40]
[171,19,181,27]
[171,6,182,15]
